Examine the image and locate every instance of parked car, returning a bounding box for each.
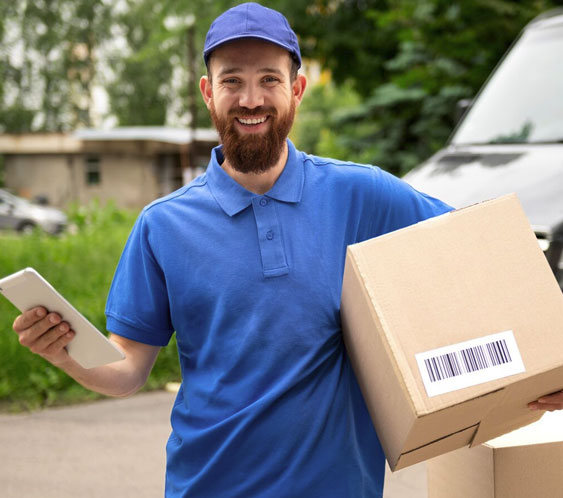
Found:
[404,8,563,289]
[0,189,67,235]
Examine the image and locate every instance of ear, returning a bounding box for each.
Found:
[200,76,213,109]
[292,74,307,107]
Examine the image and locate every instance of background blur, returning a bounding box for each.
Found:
[1,0,561,411]
[2,0,560,176]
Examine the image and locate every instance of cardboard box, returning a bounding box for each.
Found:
[427,412,563,498]
[341,194,563,470]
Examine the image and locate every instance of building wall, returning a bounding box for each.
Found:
[5,155,71,207]
[5,153,161,209]
[72,153,160,209]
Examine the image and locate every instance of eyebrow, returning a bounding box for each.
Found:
[217,67,285,78]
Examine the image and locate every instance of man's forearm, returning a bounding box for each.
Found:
[54,334,161,397]
[12,307,161,398]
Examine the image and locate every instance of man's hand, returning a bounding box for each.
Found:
[12,306,75,367]
[528,391,563,412]
[13,307,160,398]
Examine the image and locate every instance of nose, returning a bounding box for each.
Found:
[238,83,264,109]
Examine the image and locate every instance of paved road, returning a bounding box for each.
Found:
[0,390,426,497]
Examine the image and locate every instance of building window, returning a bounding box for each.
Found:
[85,156,101,185]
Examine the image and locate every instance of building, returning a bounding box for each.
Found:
[0,127,219,209]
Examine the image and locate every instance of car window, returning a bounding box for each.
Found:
[452,20,563,145]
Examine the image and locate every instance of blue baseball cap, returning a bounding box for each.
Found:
[203,2,301,69]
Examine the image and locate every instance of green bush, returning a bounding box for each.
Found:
[0,201,181,412]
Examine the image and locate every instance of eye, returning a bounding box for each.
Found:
[262,76,280,85]
[222,77,240,86]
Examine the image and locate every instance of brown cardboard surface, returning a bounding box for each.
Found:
[471,364,563,446]
[384,461,428,498]
[427,445,494,498]
[341,194,563,470]
[402,388,501,453]
[495,443,563,498]
[397,425,477,471]
[342,253,416,466]
[427,413,563,498]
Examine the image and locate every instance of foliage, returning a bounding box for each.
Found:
[0,0,114,131]
[97,0,236,127]
[1,0,561,171]
[104,0,174,126]
[282,0,561,175]
[292,80,362,160]
[0,202,181,412]
[1,0,561,411]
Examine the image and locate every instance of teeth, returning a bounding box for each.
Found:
[238,117,267,125]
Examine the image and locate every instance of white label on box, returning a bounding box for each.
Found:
[415,330,525,397]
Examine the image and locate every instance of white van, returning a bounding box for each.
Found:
[404,8,563,289]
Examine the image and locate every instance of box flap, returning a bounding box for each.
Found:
[402,387,503,453]
[395,424,478,471]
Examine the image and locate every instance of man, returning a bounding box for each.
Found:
[12,3,563,497]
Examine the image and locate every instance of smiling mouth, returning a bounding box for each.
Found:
[236,116,269,126]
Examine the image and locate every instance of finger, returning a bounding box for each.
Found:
[530,402,563,412]
[17,313,63,346]
[43,329,75,356]
[29,322,72,355]
[528,390,563,411]
[538,390,563,404]
[528,401,541,410]
[543,404,563,412]
[13,307,48,332]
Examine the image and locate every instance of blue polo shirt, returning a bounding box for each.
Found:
[105,140,451,498]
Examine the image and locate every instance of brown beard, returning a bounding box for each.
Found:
[209,100,295,174]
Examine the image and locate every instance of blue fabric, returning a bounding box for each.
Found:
[203,3,301,68]
[105,140,452,498]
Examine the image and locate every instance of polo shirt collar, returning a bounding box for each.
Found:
[207,139,304,217]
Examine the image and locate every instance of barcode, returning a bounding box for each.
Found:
[424,339,512,383]
[416,331,525,397]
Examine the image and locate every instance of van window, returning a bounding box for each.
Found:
[452,21,563,145]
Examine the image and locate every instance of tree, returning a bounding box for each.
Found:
[0,0,114,132]
[2,0,559,171]
[104,0,173,126]
[106,0,235,128]
[277,0,561,175]
[0,2,36,132]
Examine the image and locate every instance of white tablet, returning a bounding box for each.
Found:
[0,267,125,369]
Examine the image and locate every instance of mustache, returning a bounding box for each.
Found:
[227,106,278,118]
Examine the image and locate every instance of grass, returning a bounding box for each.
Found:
[0,201,181,412]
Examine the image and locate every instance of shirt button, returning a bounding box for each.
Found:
[266,230,274,240]
[259,198,268,207]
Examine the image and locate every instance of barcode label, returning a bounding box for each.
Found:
[415,331,525,397]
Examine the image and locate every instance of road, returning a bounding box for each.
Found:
[0,390,427,497]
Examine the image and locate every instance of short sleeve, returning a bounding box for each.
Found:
[369,167,453,236]
[105,211,174,346]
